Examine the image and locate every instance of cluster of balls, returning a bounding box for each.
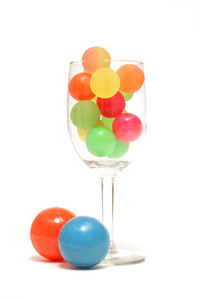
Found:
[69,46,145,158]
[30,207,110,269]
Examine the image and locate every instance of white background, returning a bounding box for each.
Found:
[0,0,200,298]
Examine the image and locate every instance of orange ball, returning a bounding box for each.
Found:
[82,47,111,74]
[30,207,75,260]
[69,72,95,101]
[117,64,145,93]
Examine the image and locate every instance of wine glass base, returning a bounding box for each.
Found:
[100,246,145,266]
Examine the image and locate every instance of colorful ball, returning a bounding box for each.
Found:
[58,216,110,269]
[120,91,134,101]
[102,115,114,130]
[82,47,111,74]
[77,127,89,142]
[70,101,100,129]
[91,96,97,103]
[113,113,143,142]
[77,120,104,142]
[117,64,145,93]
[69,72,94,101]
[102,109,127,130]
[97,91,125,118]
[90,68,120,99]
[108,139,129,158]
[30,207,75,261]
[86,126,116,157]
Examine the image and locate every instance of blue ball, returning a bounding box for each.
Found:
[58,216,110,269]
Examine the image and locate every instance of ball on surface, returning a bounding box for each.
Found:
[58,216,110,269]
[82,46,111,74]
[70,101,100,129]
[120,91,134,101]
[113,113,143,142]
[97,91,125,118]
[69,72,94,101]
[117,64,145,93]
[108,139,129,158]
[90,68,120,99]
[86,126,116,157]
[30,207,75,261]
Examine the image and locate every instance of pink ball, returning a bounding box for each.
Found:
[97,92,125,118]
[113,113,143,142]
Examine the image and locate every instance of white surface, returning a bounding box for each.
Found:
[0,0,200,298]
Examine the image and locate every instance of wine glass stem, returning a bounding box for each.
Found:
[100,176,116,249]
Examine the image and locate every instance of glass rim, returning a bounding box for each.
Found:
[70,59,144,65]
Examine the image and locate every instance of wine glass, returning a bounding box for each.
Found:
[67,59,146,265]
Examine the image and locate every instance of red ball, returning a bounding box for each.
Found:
[69,72,95,101]
[113,113,143,142]
[30,207,75,261]
[97,92,125,118]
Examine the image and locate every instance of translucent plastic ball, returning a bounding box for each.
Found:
[69,72,94,101]
[82,46,111,74]
[77,127,90,142]
[30,207,75,261]
[117,64,145,93]
[120,91,134,101]
[90,68,120,99]
[70,101,100,129]
[101,115,114,130]
[91,96,97,103]
[113,113,143,142]
[97,91,125,118]
[108,139,129,158]
[102,109,127,130]
[58,216,110,269]
[77,120,104,142]
[86,126,116,157]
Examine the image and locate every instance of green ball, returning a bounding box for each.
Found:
[120,91,134,101]
[102,110,128,130]
[70,101,100,129]
[86,126,116,157]
[102,116,114,130]
[108,139,129,158]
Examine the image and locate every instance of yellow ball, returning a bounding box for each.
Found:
[77,120,104,142]
[91,96,97,103]
[90,68,120,99]
[77,128,89,142]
